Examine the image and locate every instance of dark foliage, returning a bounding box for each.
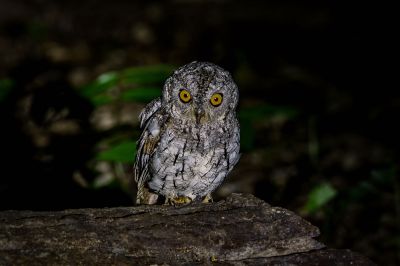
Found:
[0,1,397,265]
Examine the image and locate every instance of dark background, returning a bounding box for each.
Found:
[0,1,398,265]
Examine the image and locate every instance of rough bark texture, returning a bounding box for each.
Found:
[0,193,374,265]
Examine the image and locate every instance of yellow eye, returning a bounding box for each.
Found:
[179,89,192,103]
[210,93,223,106]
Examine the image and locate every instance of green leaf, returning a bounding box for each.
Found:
[121,87,162,102]
[239,104,298,121]
[371,167,396,185]
[96,141,136,163]
[120,65,174,85]
[240,120,255,151]
[91,94,114,106]
[80,71,119,98]
[303,183,337,214]
[79,65,174,106]
[238,104,298,151]
[27,21,48,40]
[0,79,14,102]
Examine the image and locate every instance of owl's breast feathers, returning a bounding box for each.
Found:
[146,119,239,199]
[135,97,240,202]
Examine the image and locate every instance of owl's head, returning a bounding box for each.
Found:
[162,61,239,124]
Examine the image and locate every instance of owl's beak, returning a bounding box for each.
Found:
[195,108,206,124]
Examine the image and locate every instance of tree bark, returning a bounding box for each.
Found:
[0,193,374,265]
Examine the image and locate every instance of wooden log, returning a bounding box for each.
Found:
[0,193,374,265]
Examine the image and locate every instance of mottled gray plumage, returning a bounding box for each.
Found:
[134,61,240,204]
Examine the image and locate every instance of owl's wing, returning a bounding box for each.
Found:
[134,98,163,203]
[139,97,162,128]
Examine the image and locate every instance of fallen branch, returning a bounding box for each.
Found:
[0,193,374,265]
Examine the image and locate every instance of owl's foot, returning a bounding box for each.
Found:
[166,196,193,206]
[202,194,213,203]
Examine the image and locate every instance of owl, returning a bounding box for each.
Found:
[134,61,240,205]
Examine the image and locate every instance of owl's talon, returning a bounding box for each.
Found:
[202,194,213,203]
[167,196,193,206]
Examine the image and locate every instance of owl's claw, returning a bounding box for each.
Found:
[166,196,193,206]
[202,194,213,203]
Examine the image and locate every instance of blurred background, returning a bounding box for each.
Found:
[0,0,397,264]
